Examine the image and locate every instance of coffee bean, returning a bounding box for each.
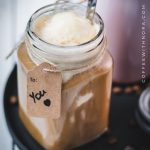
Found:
[124,87,133,94]
[113,87,123,94]
[124,146,135,150]
[10,95,17,104]
[132,85,140,92]
[107,135,117,145]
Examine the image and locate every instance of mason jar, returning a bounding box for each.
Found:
[17,2,113,150]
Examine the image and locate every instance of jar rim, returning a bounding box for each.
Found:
[26,2,104,52]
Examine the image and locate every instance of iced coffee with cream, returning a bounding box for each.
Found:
[17,2,113,150]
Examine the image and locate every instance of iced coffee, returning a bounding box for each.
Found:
[17,3,113,150]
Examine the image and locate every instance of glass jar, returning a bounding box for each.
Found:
[17,3,113,150]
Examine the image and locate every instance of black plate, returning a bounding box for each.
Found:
[4,66,150,150]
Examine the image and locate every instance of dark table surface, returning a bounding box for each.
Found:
[4,66,150,150]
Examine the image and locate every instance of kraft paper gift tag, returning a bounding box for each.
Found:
[27,62,62,119]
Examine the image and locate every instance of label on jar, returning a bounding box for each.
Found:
[27,62,62,119]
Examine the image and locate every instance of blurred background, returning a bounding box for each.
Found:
[0,0,149,149]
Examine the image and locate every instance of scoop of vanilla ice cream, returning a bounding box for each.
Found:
[33,11,99,46]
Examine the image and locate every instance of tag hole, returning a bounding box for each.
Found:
[42,68,60,73]
[42,68,50,73]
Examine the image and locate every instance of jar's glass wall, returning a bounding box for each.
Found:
[17,3,113,150]
[17,43,113,150]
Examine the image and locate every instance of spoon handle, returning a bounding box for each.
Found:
[86,0,97,23]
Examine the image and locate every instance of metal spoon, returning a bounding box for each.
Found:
[86,0,97,23]
[55,0,97,23]
[56,0,86,4]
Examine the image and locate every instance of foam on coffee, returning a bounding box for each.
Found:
[28,11,103,82]
[32,11,99,46]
